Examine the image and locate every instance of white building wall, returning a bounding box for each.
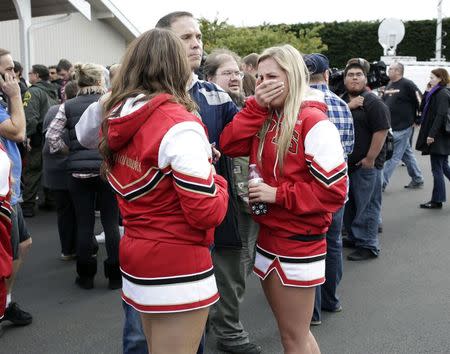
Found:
[0,13,127,67]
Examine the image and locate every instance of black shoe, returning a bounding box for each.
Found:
[217,342,262,354]
[342,237,356,249]
[38,203,56,211]
[419,201,443,209]
[404,181,424,189]
[75,276,94,289]
[0,302,33,326]
[347,248,378,261]
[322,305,342,313]
[21,207,35,218]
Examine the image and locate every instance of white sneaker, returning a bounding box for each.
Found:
[119,226,125,238]
[95,231,105,244]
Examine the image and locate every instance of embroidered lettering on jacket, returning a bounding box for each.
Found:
[114,154,142,173]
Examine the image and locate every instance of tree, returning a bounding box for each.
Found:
[199,18,327,57]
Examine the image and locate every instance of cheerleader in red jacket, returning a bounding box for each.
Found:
[0,144,12,320]
[220,45,347,354]
[99,29,228,353]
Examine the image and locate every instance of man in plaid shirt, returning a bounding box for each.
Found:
[304,53,354,326]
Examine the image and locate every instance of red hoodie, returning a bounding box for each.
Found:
[220,90,347,241]
[105,93,229,247]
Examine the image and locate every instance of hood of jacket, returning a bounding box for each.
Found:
[107,93,174,152]
[300,87,328,113]
[32,81,58,101]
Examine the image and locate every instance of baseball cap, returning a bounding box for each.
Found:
[345,57,370,75]
[304,53,329,75]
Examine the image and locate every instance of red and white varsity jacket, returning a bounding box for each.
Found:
[106,93,228,246]
[0,144,12,319]
[220,90,347,238]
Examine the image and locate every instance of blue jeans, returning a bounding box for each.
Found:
[430,154,450,202]
[122,301,147,354]
[313,205,344,321]
[383,126,423,187]
[122,301,206,354]
[344,168,382,254]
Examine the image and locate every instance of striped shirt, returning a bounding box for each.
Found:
[311,83,354,158]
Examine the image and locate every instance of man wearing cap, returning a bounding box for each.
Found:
[304,53,354,325]
[341,58,391,261]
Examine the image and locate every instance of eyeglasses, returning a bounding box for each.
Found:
[218,71,244,79]
[346,72,365,78]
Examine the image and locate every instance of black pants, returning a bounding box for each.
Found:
[68,176,120,265]
[53,189,77,255]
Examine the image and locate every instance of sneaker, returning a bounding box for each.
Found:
[323,305,343,313]
[404,180,424,189]
[60,253,76,261]
[95,231,105,244]
[310,319,322,326]
[347,248,378,261]
[0,302,32,326]
[217,342,262,354]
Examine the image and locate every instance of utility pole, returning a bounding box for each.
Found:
[436,0,443,61]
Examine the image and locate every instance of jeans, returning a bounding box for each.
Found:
[383,126,423,187]
[430,154,450,202]
[123,301,147,354]
[344,168,382,254]
[122,301,206,354]
[313,205,344,321]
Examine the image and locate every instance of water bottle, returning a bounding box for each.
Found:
[248,164,268,215]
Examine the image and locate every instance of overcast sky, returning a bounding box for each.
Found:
[112,0,446,32]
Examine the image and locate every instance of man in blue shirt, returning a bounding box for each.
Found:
[0,48,32,326]
[304,53,354,326]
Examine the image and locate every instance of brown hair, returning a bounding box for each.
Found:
[203,49,241,80]
[155,11,194,29]
[431,68,450,86]
[100,28,196,171]
[242,72,256,96]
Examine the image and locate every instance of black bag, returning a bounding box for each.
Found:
[385,129,394,160]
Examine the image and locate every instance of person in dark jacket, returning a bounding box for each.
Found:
[42,80,78,260]
[46,63,121,290]
[21,64,59,216]
[416,68,450,209]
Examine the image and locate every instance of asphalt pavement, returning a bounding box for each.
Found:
[1,149,449,354]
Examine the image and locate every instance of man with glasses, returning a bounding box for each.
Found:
[341,58,391,261]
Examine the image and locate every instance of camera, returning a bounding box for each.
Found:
[329,60,390,96]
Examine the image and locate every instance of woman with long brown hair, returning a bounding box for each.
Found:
[100,28,229,353]
[416,68,450,209]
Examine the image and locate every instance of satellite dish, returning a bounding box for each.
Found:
[378,18,405,56]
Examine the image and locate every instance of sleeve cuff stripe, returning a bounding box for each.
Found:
[174,176,217,195]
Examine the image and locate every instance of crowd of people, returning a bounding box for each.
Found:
[1,9,450,354]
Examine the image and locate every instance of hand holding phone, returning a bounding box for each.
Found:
[0,72,20,98]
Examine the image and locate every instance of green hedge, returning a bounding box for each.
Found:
[284,19,450,68]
